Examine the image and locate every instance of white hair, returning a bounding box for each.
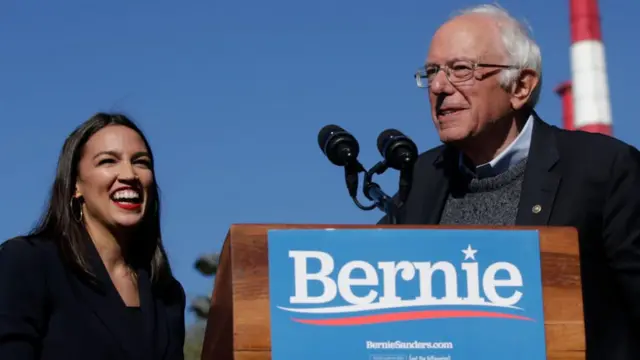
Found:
[455,4,543,108]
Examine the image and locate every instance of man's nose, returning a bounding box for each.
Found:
[429,68,454,95]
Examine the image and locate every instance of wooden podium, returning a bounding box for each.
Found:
[200,224,585,360]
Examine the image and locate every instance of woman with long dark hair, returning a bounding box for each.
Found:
[0,113,185,360]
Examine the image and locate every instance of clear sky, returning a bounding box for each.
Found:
[1,0,638,325]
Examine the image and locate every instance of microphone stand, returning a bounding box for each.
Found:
[342,159,398,224]
[398,165,413,206]
[362,161,398,224]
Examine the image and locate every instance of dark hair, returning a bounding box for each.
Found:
[29,112,173,288]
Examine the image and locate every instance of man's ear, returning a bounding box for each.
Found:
[510,69,539,110]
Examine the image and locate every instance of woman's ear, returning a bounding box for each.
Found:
[73,185,83,200]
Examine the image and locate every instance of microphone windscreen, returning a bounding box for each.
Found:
[377,129,404,155]
[318,125,344,152]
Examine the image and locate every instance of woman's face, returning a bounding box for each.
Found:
[75,125,154,231]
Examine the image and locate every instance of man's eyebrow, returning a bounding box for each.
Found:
[425,57,476,66]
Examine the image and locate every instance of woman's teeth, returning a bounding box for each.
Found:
[111,189,141,203]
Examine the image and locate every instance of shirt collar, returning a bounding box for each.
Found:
[459,114,534,178]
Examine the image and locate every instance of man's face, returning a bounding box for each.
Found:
[426,15,515,146]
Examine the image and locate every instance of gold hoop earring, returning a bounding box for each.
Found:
[70,197,83,222]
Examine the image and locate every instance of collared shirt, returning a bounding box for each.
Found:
[460,114,534,178]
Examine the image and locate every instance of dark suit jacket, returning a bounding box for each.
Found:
[379,114,640,360]
[0,236,186,360]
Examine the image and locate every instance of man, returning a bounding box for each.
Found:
[379,4,640,359]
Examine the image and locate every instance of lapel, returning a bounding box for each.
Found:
[149,278,171,359]
[514,114,562,226]
[139,267,170,360]
[410,145,456,225]
[67,240,169,360]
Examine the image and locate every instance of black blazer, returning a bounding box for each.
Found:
[379,114,640,360]
[0,236,186,360]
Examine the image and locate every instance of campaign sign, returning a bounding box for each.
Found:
[267,229,547,360]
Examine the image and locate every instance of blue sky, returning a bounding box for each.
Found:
[1,0,638,325]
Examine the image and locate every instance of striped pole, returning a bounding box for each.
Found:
[555,81,574,130]
[569,0,612,135]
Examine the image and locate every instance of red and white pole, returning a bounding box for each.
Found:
[569,0,612,135]
[555,81,574,130]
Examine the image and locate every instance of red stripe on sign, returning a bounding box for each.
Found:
[291,310,534,326]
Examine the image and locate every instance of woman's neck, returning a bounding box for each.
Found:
[84,219,129,273]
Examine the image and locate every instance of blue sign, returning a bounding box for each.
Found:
[267,229,547,360]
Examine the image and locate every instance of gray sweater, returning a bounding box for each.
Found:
[439,158,527,226]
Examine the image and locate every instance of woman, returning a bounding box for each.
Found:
[0,113,186,359]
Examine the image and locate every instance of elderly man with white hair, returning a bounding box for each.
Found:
[379,4,640,359]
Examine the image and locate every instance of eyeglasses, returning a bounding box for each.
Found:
[414,60,519,88]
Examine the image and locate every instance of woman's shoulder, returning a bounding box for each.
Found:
[0,235,57,267]
[0,234,56,252]
[0,236,57,300]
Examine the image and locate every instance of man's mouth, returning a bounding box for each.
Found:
[110,188,142,210]
[437,108,466,117]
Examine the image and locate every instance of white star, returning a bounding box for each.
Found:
[462,244,477,261]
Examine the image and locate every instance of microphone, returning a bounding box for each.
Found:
[318,125,411,224]
[377,129,419,170]
[376,129,419,204]
[318,125,360,167]
[318,125,365,199]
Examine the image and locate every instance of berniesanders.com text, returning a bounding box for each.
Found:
[366,341,453,350]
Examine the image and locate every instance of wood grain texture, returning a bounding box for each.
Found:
[202,224,585,360]
[201,231,234,360]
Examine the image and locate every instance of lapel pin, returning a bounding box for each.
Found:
[532,204,542,214]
